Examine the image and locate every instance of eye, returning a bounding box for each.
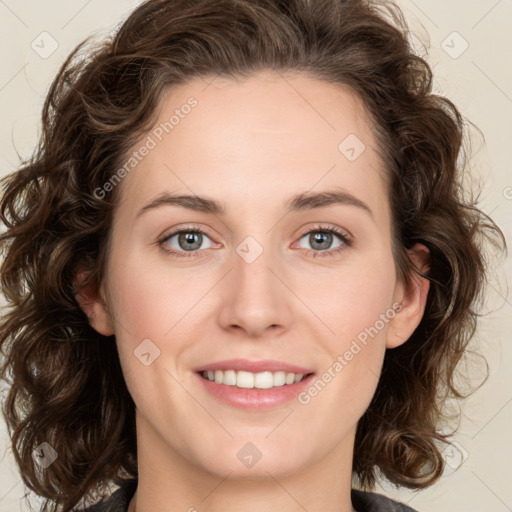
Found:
[159,227,214,258]
[296,224,352,257]
[158,223,352,259]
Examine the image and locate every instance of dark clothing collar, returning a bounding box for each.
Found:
[81,478,418,512]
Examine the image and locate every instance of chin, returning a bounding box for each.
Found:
[197,448,308,480]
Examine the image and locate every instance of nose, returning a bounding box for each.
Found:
[217,238,293,339]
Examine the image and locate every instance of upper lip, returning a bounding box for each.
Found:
[193,358,314,374]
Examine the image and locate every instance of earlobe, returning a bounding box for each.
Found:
[73,269,115,336]
[386,243,430,349]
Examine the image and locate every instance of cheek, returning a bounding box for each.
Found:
[106,248,204,337]
[302,257,396,399]
[105,256,196,408]
[300,271,395,427]
[302,255,397,344]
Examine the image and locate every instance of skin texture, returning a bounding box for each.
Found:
[76,70,430,512]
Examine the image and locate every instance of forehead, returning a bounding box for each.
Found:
[117,71,389,222]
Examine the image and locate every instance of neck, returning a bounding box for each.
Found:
[131,413,359,512]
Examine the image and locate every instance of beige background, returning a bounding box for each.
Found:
[0,1,511,511]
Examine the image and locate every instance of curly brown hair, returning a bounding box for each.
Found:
[0,0,507,510]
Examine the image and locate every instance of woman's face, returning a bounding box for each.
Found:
[81,70,429,482]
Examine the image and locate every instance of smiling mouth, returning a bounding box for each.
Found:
[198,369,315,389]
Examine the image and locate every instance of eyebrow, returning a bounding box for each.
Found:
[136,189,374,219]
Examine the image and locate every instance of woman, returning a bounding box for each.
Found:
[0,0,506,511]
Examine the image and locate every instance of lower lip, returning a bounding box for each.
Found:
[194,372,315,410]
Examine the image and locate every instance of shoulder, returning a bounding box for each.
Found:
[78,478,138,512]
[351,489,419,512]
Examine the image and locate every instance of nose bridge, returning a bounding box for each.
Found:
[218,232,291,336]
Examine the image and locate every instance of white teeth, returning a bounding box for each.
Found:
[254,371,273,389]
[273,371,286,387]
[237,370,254,388]
[223,369,237,386]
[201,369,307,388]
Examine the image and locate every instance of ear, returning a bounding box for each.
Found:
[73,269,115,336]
[386,243,430,349]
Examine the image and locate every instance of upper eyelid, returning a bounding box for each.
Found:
[300,224,351,238]
[160,225,215,243]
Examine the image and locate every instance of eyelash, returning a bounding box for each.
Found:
[158,223,353,259]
